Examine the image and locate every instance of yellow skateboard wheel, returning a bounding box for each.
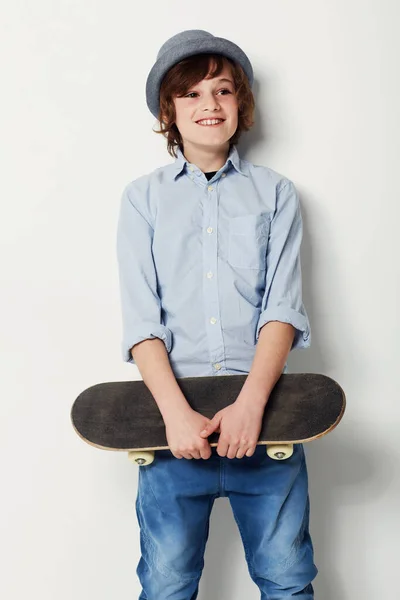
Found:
[266,444,294,460]
[128,451,155,466]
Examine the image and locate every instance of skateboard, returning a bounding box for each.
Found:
[71,372,345,466]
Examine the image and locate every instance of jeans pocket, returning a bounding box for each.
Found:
[228,214,269,269]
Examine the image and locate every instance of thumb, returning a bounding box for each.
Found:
[200,415,221,437]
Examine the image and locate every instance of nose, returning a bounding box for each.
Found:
[200,91,221,112]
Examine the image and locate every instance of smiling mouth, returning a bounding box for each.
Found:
[196,119,225,127]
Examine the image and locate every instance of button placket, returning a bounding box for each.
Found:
[202,181,225,373]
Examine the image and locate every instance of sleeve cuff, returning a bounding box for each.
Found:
[256,307,311,350]
[122,322,173,364]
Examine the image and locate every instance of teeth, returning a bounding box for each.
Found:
[197,119,223,125]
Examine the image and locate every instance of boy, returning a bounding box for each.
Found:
[117,29,318,600]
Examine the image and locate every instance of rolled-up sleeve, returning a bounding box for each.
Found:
[256,179,311,350]
[116,183,173,364]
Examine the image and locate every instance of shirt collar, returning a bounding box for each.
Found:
[171,144,248,180]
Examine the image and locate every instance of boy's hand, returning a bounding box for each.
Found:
[199,398,265,459]
[164,407,213,460]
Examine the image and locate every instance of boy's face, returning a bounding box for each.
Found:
[173,61,238,152]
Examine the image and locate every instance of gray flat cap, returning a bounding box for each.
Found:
[145,29,254,119]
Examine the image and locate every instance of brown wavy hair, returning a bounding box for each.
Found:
[153,53,255,158]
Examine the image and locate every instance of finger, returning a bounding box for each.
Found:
[217,439,229,457]
[201,422,215,436]
[200,447,212,460]
[245,445,257,457]
[236,440,254,459]
[227,443,240,459]
[235,446,247,459]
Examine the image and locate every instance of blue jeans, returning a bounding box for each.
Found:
[135,443,317,599]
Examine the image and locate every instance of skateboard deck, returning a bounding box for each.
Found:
[71,373,345,465]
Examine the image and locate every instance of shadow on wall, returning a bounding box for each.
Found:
[307,426,393,599]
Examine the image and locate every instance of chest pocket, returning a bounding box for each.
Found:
[228,214,270,270]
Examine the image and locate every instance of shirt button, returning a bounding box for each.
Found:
[208,186,213,191]
[214,363,221,370]
[221,173,226,177]
[207,226,213,233]
[210,317,217,324]
[189,166,194,171]
[206,271,213,278]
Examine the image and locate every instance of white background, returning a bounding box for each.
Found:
[1,1,399,598]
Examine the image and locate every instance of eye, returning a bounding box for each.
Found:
[184,88,233,98]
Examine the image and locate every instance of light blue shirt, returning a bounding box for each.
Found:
[116,144,311,378]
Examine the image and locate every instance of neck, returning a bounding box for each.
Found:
[181,142,230,173]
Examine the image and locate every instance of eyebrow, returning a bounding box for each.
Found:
[214,78,234,84]
[186,77,234,92]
